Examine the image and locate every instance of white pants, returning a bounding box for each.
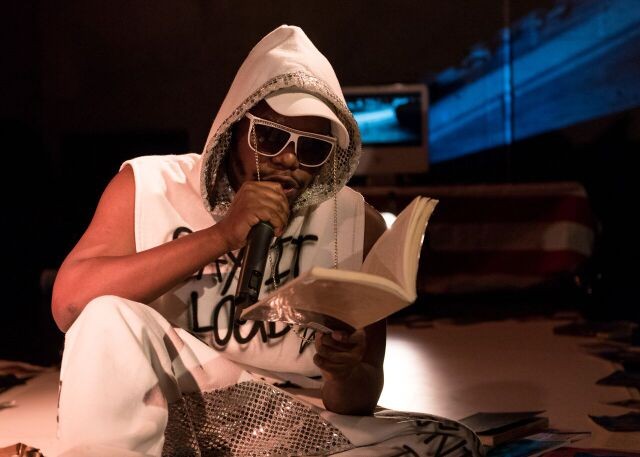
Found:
[57,296,482,457]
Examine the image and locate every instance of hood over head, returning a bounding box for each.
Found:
[200,24,361,215]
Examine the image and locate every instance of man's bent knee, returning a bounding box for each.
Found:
[68,295,145,334]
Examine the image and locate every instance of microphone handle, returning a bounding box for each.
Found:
[235,221,274,315]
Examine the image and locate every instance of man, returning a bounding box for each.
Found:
[53,25,480,456]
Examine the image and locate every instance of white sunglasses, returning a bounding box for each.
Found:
[245,112,337,167]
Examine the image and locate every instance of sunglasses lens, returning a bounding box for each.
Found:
[297,137,333,166]
[253,124,291,155]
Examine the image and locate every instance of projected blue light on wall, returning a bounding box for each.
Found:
[429,0,640,163]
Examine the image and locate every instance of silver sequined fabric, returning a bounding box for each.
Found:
[200,71,362,217]
[162,380,353,457]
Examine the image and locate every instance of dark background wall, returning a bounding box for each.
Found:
[2,0,636,364]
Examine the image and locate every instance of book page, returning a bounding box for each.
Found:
[360,197,419,290]
[403,197,438,291]
[361,196,437,296]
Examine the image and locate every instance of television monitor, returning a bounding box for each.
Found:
[342,83,429,176]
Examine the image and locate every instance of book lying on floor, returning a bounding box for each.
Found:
[486,431,590,457]
[241,196,438,332]
[460,411,550,447]
[540,446,640,457]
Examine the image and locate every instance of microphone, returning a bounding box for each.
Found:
[234,221,274,321]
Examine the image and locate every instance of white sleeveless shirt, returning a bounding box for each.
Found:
[122,153,365,378]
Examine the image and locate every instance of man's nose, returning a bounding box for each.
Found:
[272,141,299,169]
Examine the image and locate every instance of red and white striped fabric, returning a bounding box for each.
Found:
[359,181,596,294]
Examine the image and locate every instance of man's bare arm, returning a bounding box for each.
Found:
[52,165,290,332]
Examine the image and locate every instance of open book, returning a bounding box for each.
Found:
[240,196,438,332]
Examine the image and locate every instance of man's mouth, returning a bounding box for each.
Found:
[262,175,299,193]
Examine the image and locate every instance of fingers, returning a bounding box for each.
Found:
[238,181,290,234]
[252,183,290,233]
[313,355,354,379]
[313,330,366,380]
[218,181,290,250]
[316,330,365,352]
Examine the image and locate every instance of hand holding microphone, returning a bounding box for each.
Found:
[234,220,274,314]
[216,181,289,251]
[219,181,288,320]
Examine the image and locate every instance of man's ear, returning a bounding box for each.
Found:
[230,119,241,146]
